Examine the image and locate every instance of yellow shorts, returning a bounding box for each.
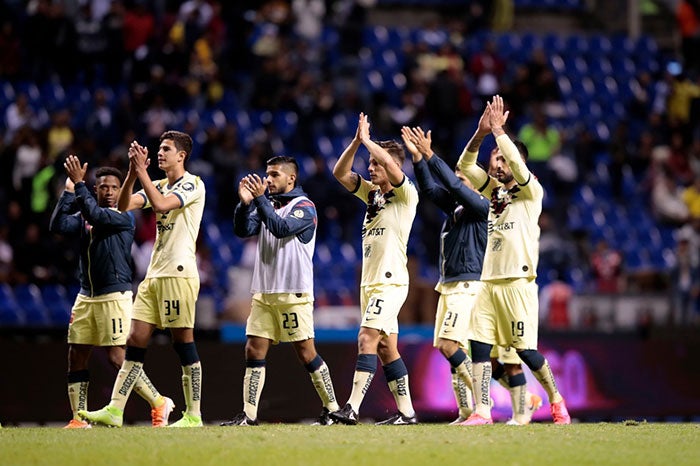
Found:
[490,345,522,365]
[469,278,539,350]
[133,277,199,329]
[433,280,482,347]
[246,293,315,344]
[67,291,133,346]
[360,284,408,335]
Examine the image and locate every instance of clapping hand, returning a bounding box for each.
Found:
[64,154,87,185]
[401,126,422,163]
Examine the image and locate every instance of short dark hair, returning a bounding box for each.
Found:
[512,139,529,162]
[267,155,299,186]
[377,140,406,165]
[266,155,299,175]
[160,130,193,162]
[95,166,124,185]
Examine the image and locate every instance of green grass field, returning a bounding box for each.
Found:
[1,422,698,466]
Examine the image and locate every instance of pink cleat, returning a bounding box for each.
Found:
[550,399,571,425]
[458,413,493,426]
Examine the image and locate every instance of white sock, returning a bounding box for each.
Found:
[472,361,492,419]
[243,366,265,420]
[310,362,340,412]
[110,360,143,411]
[388,375,415,417]
[347,370,374,413]
[182,362,202,417]
[67,381,88,418]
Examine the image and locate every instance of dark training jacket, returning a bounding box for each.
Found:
[414,154,488,283]
[49,182,135,297]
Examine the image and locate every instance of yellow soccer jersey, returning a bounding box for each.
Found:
[353,176,418,286]
[479,136,543,281]
[137,171,206,279]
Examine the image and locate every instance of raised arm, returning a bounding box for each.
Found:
[118,145,146,212]
[488,95,530,185]
[457,105,491,190]
[333,114,363,192]
[403,126,455,213]
[359,113,404,186]
[233,175,262,238]
[49,177,81,234]
[63,154,133,230]
[130,141,182,213]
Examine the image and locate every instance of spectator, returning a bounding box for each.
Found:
[517,105,560,190]
[677,0,700,76]
[4,93,45,144]
[669,234,700,325]
[651,165,690,226]
[590,239,625,294]
[46,109,74,163]
[469,38,505,105]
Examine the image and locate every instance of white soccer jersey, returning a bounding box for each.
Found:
[137,171,206,279]
[479,135,543,281]
[251,196,316,294]
[354,176,418,286]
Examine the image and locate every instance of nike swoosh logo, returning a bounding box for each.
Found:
[111,336,121,341]
[167,318,179,323]
[287,331,297,336]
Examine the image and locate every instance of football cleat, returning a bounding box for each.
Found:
[64,419,91,429]
[375,412,418,425]
[169,412,203,428]
[78,405,123,428]
[329,403,359,425]
[312,407,336,426]
[449,415,468,425]
[551,399,571,425]
[151,397,175,427]
[458,413,493,426]
[220,412,258,426]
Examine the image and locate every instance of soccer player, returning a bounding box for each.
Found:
[220,156,340,426]
[456,95,571,425]
[402,127,542,425]
[50,155,173,429]
[330,113,419,425]
[79,130,206,427]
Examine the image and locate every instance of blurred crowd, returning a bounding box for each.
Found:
[0,0,699,326]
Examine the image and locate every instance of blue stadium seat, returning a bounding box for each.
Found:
[363,26,390,51]
[14,283,49,326]
[0,284,23,325]
[41,284,72,325]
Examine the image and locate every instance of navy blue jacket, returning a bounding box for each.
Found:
[234,186,316,243]
[49,182,135,297]
[414,155,488,283]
